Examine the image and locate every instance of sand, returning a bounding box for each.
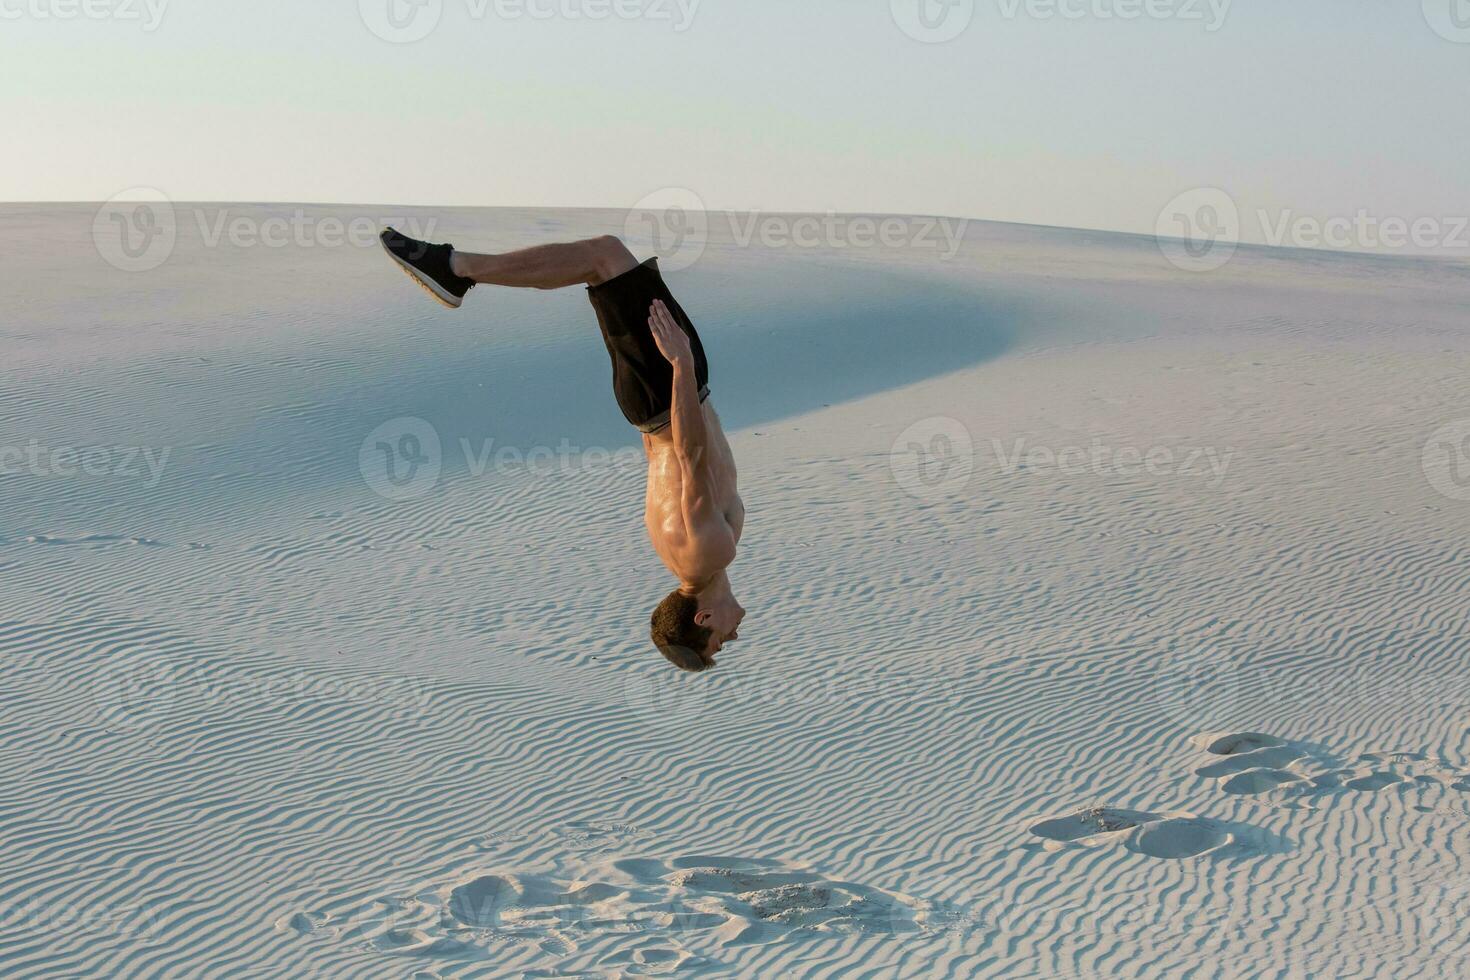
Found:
[2,203,1469,977]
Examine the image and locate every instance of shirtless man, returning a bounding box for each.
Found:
[378,228,745,671]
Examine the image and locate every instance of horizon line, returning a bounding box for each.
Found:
[7,200,1467,266]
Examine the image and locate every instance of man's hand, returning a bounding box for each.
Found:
[648,300,694,367]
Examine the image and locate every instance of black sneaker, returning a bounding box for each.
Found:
[379,227,475,309]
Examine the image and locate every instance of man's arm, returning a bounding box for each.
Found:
[649,300,708,466]
[647,301,731,556]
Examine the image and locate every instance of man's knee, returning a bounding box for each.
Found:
[587,235,637,284]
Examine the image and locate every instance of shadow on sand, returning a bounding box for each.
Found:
[367,255,1019,460]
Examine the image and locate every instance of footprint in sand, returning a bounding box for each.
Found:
[1029,807,1156,843]
[1194,733,1470,807]
[596,939,696,976]
[656,854,934,945]
[1028,807,1235,859]
[283,838,970,970]
[1190,731,1322,800]
[1345,770,1405,792]
[561,819,655,854]
[279,911,327,936]
[1205,732,1286,755]
[1027,733,1467,868]
[1219,768,1307,795]
[1127,818,1232,860]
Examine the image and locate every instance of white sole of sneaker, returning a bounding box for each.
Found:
[380,236,464,309]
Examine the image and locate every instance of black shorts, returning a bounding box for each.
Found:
[587,257,710,432]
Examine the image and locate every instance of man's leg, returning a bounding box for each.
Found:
[449,235,639,291]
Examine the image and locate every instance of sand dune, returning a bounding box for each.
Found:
[3,204,1469,976]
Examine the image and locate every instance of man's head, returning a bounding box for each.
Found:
[650,586,745,671]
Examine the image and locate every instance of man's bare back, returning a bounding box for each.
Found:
[644,400,745,580]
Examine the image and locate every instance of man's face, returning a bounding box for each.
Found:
[696,598,745,656]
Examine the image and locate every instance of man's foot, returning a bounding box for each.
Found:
[379,227,475,309]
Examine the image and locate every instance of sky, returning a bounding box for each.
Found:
[5,0,1469,244]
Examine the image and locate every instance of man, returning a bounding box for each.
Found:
[379,228,745,671]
